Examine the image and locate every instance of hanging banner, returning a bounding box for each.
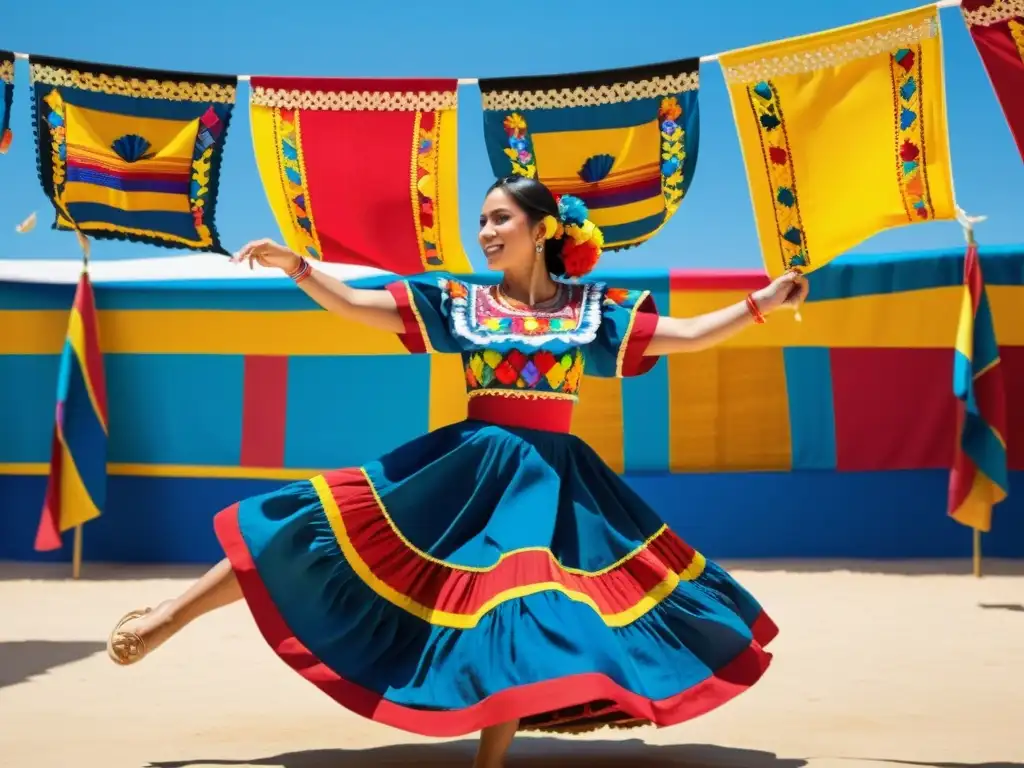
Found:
[478,59,700,251]
[29,55,237,254]
[720,6,956,278]
[1,51,13,154]
[961,0,1024,162]
[249,77,470,275]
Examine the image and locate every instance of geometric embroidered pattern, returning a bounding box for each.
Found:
[251,86,457,112]
[962,0,1024,26]
[890,46,936,222]
[465,348,585,399]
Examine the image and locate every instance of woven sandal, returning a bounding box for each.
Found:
[107,608,151,666]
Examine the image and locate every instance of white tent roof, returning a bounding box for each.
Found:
[0,255,392,284]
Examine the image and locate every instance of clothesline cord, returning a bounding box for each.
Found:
[8,0,965,83]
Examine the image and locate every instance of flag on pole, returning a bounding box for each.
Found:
[35,270,108,551]
[948,243,1009,533]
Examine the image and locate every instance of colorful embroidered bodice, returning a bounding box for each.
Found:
[387,274,660,431]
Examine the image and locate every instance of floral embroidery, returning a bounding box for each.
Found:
[890,46,935,222]
[446,279,604,347]
[43,89,67,201]
[275,109,321,259]
[189,106,226,248]
[604,287,635,306]
[746,80,809,271]
[465,348,585,398]
[658,97,687,215]
[503,113,538,178]
[412,110,444,267]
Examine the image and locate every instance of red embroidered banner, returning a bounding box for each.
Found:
[249,77,471,275]
[962,0,1024,161]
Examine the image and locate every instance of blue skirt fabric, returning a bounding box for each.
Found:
[214,420,777,736]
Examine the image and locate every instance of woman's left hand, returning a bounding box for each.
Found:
[752,270,809,315]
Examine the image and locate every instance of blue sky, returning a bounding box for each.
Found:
[2,0,1021,270]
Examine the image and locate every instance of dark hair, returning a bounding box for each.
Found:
[487,175,566,277]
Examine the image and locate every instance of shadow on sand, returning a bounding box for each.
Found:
[148,741,807,767]
[147,745,1024,768]
[0,639,106,688]
[978,602,1024,613]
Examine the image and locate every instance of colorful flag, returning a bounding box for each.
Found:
[35,270,109,552]
[249,77,471,275]
[719,6,956,278]
[1,51,13,154]
[948,243,1009,533]
[29,55,237,253]
[478,59,700,251]
[961,0,1024,162]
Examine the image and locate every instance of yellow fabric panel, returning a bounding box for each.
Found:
[429,353,468,431]
[57,444,102,530]
[990,285,1024,343]
[66,103,198,161]
[1,310,408,356]
[250,104,305,257]
[720,6,955,277]
[667,350,719,469]
[532,119,660,178]
[434,108,473,274]
[668,348,792,471]
[531,120,664,227]
[669,286,966,348]
[572,376,625,472]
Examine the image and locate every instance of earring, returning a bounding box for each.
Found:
[535,243,543,254]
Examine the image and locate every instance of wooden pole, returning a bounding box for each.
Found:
[72,524,83,580]
[973,528,982,578]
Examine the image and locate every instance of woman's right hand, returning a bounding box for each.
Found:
[231,238,302,273]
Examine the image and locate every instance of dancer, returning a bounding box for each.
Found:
[107,176,807,767]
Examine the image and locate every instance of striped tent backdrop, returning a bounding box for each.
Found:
[478,59,700,251]
[1,249,1022,486]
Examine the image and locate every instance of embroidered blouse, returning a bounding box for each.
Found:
[385,274,660,426]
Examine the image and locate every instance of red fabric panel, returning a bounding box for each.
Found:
[962,2,1024,161]
[301,107,419,271]
[74,272,108,423]
[252,77,457,274]
[831,348,957,470]
[240,355,289,468]
[669,269,770,291]
[1000,345,1024,469]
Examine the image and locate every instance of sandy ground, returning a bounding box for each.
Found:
[1,560,1022,768]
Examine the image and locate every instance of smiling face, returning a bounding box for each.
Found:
[478,187,543,273]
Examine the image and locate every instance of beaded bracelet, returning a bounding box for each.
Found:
[745,293,766,324]
[287,257,312,284]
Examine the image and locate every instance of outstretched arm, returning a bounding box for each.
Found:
[233,239,404,335]
[645,270,807,356]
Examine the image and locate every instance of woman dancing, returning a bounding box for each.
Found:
[107,175,807,767]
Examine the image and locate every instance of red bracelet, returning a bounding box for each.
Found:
[745,293,766,324]
[288,257,312,284]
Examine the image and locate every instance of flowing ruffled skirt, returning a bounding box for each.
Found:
[214,420,777,736]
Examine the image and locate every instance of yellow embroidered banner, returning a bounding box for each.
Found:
[720,6,956,278]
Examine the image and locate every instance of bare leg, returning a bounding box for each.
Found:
[108,557,242,664]
[473,720,518,768]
